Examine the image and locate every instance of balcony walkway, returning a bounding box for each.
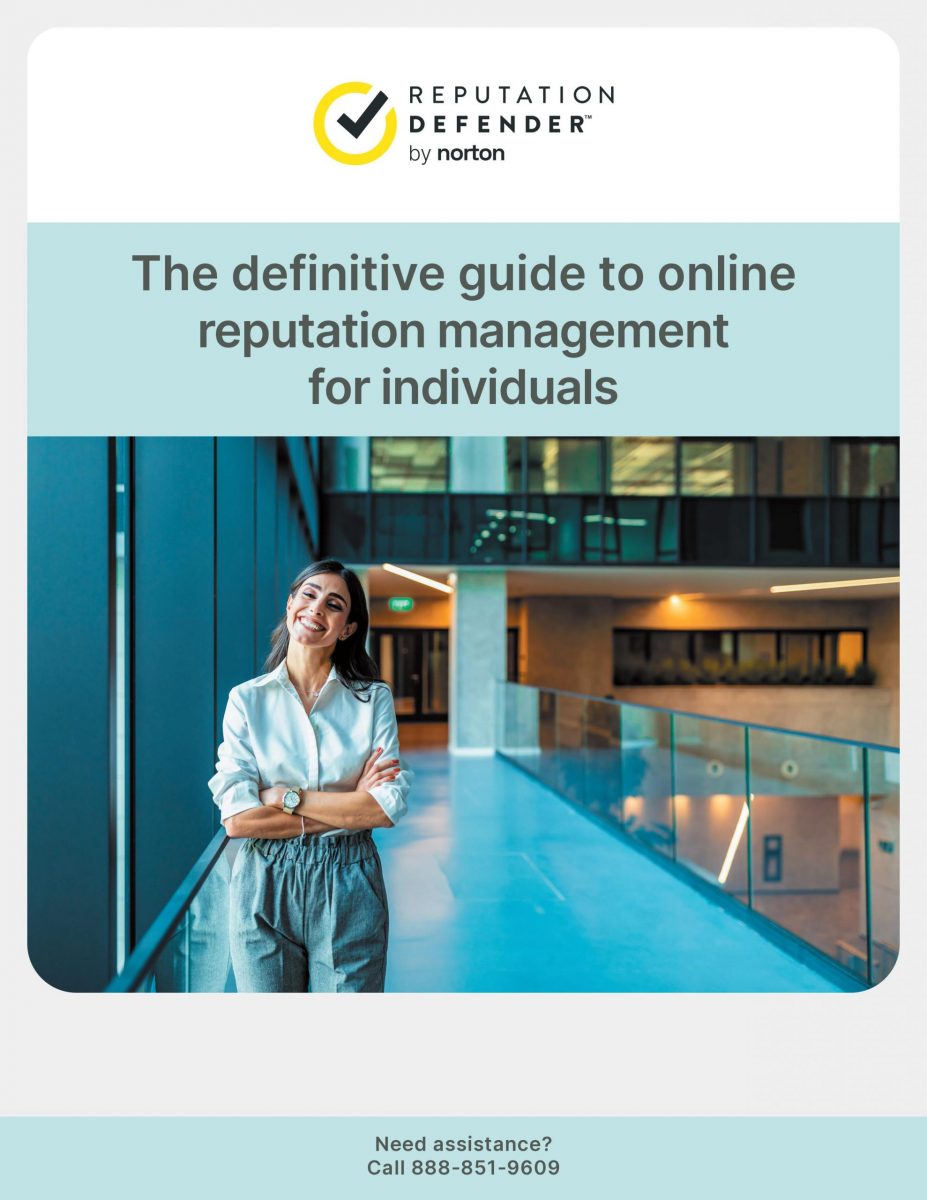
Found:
[378,749,839,992]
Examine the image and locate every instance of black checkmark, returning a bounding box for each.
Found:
[337,90,388,139]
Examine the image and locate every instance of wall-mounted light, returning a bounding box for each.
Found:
[382,563,454,594]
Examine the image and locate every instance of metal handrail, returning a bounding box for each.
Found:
[105,829,229,993]
[497,680,898,753]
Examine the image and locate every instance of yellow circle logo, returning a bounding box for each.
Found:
[313,82,397,165]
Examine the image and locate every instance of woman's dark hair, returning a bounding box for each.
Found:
[264,559,379,699]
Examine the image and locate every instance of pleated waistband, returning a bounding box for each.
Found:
[249,830,376,866]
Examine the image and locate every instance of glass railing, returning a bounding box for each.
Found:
[106,831,235,992]
[496,682,899,986]
[322,492,899,568]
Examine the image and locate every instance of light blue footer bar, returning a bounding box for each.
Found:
[1,1117,923,1198]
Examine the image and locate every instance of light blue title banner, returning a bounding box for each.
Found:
[1,1117,925,1199]
[28,223,898,435]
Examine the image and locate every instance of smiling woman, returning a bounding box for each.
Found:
[208,558,412,992]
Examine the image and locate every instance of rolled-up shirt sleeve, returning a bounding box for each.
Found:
[365,685,412,825]
[209,688,263,824]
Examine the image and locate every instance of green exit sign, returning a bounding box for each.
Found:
[388,597,415,613]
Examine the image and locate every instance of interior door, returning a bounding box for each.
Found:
[372,628,448,720]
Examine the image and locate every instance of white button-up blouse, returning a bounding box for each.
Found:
[209,661,411,834]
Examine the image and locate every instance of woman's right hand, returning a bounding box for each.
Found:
[357,746,400,794]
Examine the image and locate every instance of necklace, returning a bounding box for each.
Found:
[300,675,330,704]
[286,660,332,707]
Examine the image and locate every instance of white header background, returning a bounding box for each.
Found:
[4,6,924,1121]
[29,28,898,222]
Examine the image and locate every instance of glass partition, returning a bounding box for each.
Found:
[746,727,866,978]
[371,494,447,559]
[831,440,899,498]
[756,437,825,496]
[145,860,235,993]
[114,690,899,993]
[320,491,897,568]
[672,714,749,900]
[599,497,679,563]
[450,494,527,563]
[680,440,752,496]
[867,747,900,984]
[107,832,235,993]
[496,679,541,760]
[552,692,587,805]
[615,704,674,857]
[608,437,676,495]
[496,682,899,987]
[524,437,603,494]
[370,436,448,492]
[583,699,622,822]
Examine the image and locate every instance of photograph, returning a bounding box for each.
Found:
[27,435,899,993]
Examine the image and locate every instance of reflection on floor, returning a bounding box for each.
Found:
[377,750,840,992]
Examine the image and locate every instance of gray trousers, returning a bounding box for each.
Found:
[230,831,389,993]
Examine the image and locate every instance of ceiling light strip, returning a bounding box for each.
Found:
[769,576,899,594]
[382,562,455,594]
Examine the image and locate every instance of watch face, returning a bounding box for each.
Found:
[283,790,299,811]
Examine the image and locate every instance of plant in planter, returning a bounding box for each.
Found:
[698,656,721,684]
[676,658,700,685]
[783,662,805,684]
[767,662,788,685]
[719,657,739,684]
[739,659,769,685]
[655,656,679,685]
[852,662,877,685]
[615,658,652,685]
[827,664,850,685]
[808,662,829,685]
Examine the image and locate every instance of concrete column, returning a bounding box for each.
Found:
[330,437,370,490]
[450,437,507,492]
[450,569,507,753]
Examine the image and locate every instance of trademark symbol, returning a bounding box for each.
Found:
[586,113,592,119]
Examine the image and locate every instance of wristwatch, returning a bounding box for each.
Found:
[282,789,301,815]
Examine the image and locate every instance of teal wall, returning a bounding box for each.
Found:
[28,437,320,990]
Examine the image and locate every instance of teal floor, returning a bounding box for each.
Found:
[378,750,840,992]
